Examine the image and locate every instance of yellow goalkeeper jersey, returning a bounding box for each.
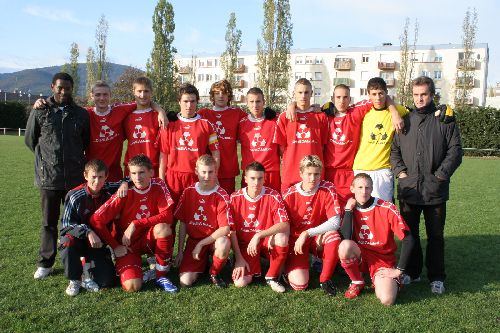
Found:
[353,104,408,170]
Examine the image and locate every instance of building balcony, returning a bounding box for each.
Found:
[385,78,395,87]
[234,64,246,73]
[235,80,246,88]
[333,78,351,86]
[456,59,476,70]
[455,76,474,87]
[378,61,396,70]
[334,58,352,70]
[178,66,192,74]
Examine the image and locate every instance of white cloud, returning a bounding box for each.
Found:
[23,5,90,25]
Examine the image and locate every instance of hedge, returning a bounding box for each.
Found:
[455,106,500,156]
[0,102,29,129]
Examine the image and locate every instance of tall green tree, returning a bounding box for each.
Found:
[112,67,145,103]
[396,18,418,106]
[256,0,293,108]
[455,7,478,107]
[95,14,109,81]
[85,47,96,102]
[220,12,242,88]
[60,42,80,95]
[147,0,177,110]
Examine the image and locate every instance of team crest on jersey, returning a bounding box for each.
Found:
[136,204,150,220]
[369,123,388,143]
[296,124,311,139]
[214,121,226,136]
[358,224,374,240]
[243,213,259,228]
[193,206,207,222]
[251,133,266,147]
[99,125,115,139]
[331,127,347,145]
[179,131,194,147]
[133,125,147,139]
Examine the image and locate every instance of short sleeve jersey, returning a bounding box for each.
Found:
[238,115,280,172]
[86,103,136,170]
[198,106,247,177]
[282,180,341,239]
[273,109,328,185]
[123,108,160,168]
[159,114,219,173]
[230,187,288,244]
[174,183,232,240]
[324,100,372,170]
[352,198,409,257]
[91,178,174,248]
[353,104,408,170]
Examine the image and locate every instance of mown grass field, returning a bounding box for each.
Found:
[0,135,498,332]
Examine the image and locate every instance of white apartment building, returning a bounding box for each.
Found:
[176,43,489,107]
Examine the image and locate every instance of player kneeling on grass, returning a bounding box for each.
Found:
[339,173,414,305]
[174,155,232,288]
[282,155,342,296]
[230,162,290,293]
[90,154,177,293]
[60,159,129,296]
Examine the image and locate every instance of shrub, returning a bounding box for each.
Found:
[0,102,29,128]
[455,106,500,156]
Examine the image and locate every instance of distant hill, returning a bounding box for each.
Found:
[0,63,136,96]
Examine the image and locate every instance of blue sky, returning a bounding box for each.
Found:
[0,0,498,84]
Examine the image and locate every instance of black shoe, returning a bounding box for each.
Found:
[210,274,228,288]
[320,280,337,296]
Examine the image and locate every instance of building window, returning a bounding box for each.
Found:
[314,72,323,81]
[295,56,304,64]
[295,72,303,80]
[305,72,313,80]
[421,70,430,77]
[206,59,213,67]
[434,71,442,80]
[199,60,205,67]
[306,56,314,64]
[361,71,370,81]
[197,74,204,82]
[360,88,368,96]
[434,55,443,62]
[315,57,323,64]
[214,59,219,67]
[362,54,369,63]
[205,74,212,81]
[214,74,220,81]
[238,58,244,66]
[314,88,321,97]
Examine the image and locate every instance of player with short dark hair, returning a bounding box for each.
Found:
[174,155,232,288]
[90,154,177,293]
[59,159,129,296]
[338,173,414,305]
[230,162,290,292]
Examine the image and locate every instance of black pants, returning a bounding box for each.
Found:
[60,237,116,288]
[39,189,67,268]
[399,201,446,282]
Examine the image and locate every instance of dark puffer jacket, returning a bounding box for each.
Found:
[25,96,90,190]
[390,104,462,205]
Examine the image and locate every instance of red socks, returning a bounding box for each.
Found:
[209,254,227,276]
[155,235,173,278]
[340,257,364,284]
[266,245,288,279]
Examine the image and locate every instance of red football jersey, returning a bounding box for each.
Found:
[273,108,328,186]
[174,183,232,240]
[352,198,409,257]
[198,106,247,177]
[159,114,219,173]
[324,100,372,169]
[90,178,174,249]
[282,180,341,238]
[86,103,137,179]
[238,115,280,172]
[230,187,289,244]
[123,108,160,168]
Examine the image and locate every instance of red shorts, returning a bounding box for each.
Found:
[218,177,235,195]
[359,248,396,282]
[241,171,281,192]
[237,238,271,277]
[166,170,197,203]
[115,228,156,283]
[325,168,354,208]
[285,236,321,273]
[179,237,215,274]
